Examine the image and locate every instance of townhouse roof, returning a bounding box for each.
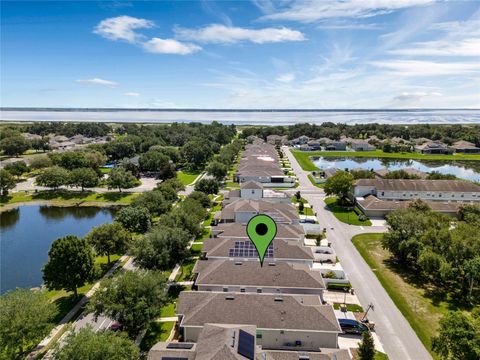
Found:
[452,140,479,149]
[203,237,314,261]
[354,179,480,192]
[219,199,298,223]
[357,195,468,212]
[259,349,351,360]
[212,222,304,240]
[177,292,341,333]
[374,168,427,179]
[194,260,325,289]
[241,181,264,190]
[415,141,449,150]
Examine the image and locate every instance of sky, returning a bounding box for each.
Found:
[1,0,479,109]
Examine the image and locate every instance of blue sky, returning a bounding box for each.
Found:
[1,0,479,108]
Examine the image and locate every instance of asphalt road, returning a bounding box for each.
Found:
[284,146,432,360]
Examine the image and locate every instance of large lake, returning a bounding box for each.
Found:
[312,157,480,182]
[1,109,480,125]
[0,206,115,294]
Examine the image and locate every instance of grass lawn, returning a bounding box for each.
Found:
[176,170,201,186]
[375,352,389,360]
[324,197,372,226]
[299,206,314,216]
[352,233,453,358]
[175,258,197,282]
[140,321,175,351]
[332,303,364,312]
[291,149,480,171]
[45,254,121,323]
[190,243,203,257]
[0,190,138,207]
[160,302,176,318]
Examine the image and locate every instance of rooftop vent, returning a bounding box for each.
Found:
[226,295,235,300]
[274,297,283,302]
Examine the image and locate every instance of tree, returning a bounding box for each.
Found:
[139,150,176,180]
[130,225,190,270]
[324,170,355,204]
[87,270,167,338]
[298,201,304,213]
[408,198,431,212]
[464,257,480,300]
[194,178,219,195]
[0,136,29,156]
[107,167,137,192]
[131,190,171,216]
[459,204,480,225]
[0,169,16,196]
[357,331,375,360]
[69,167,99,191]
[36,166,70,189]
[85,222,131,264]
[427,171,457,180]
[181,139,213,169]
[29,154,53,169]
[43,235,96,297]
[115,206,151,233]
[186,191,212,208]
[4,161,28,178]
[53,326,139,360]
[0,289,55,358]
[206,160,228,181]
[432,311,479,360]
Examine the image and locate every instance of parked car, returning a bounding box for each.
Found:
[338,318,369,335]
[109,322,124,332]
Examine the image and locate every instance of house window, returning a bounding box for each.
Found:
[461,194,464,198]
[240,287,246,293]
[381,192,384,196]
[251,190,255,194]
[280,330,285,334]
[223,287,228,292]
[439,194,442,197]
[256,288,262,293]
[256,331,262,339]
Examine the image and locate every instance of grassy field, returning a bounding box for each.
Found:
[176,170,201,185]
[45,254,121,323]
[0,190,138,208]
[324,197,372,226]
[140,321,175,351]
[291,149,480,171]
[352,233,452,358]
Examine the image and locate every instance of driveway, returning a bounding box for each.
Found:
[284,146,431,360]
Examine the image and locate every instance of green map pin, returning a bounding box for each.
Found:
[246,214,277,266]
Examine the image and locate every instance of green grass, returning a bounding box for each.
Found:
[291,149,480,171]
[190,243,203,257]
[0,190,138,207]
[352,233,450,358]
[332,303,364,312]
[175,258,197,282]
[308,174,324,188]
[324,197,372,226]
[140,321,175,351]
[375,352,389,360]
[299,206,314,216]
[160,302,176,318]
[45,254,121,323]
[176,170,201,185]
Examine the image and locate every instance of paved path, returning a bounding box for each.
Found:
[284,146,432,360]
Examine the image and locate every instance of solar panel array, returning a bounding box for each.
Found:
[228,240,273,258]
[237,329,255,360]
[166,343,194,350]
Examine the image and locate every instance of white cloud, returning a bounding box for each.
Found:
[142,38,201,55]
[370,60,480,76]
[124,92,140,97]
[392,91,442,106]
[94,15,154,43]
[277,73,295,83]
[390,38,480,57]
[75,78,118,87]
[259,0,436,23]
[174,24,305,44]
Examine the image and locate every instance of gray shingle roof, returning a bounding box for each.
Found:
[355,179,480,192]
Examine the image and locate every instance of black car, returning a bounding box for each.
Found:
[338,318,369,335]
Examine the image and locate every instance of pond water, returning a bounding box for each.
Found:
[0,206,115,294]
[311,157,480,182]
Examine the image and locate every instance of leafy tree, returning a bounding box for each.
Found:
[85,222,131,263]
[186,191,212,208]
[0,289,55,358]
[131,225,191,270]
[87,270,167,337]
[115,206,151,233]
[36,166,70,189]
[4,161,28,178]
[295,191,301,200]
[427,171,458,180]
[206,161,228,181]
[408,198,431,212]
[49,151,87,170]
[149,145,181,164]
[324,170,354,204]
[0,135,29,156]
[350,169,375,179]
[139,150,176,180]
[105,141,136,161]
[53,326,139,360]
[0,169,16,196]
[432,311,479,360]
[30,137,51,152]
[464,257,480,300]
[298,201,304,213]
[131,190,171,216]
[107,167,137,192]
[384,169,420,179]
[459,204,480,225]
[357,331,375,360]
[181,139,213,169]
[29,154,53,169]
[194,178,219,195]
[43,235,96,297]
[160,198,207,238]
[69,167,99,191]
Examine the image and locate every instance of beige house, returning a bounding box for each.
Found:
[216,199,299,224]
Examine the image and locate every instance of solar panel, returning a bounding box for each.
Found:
[229,241,274,259]
[166,343,194,349]
[161,357,189,360]
[237,329,255,360]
